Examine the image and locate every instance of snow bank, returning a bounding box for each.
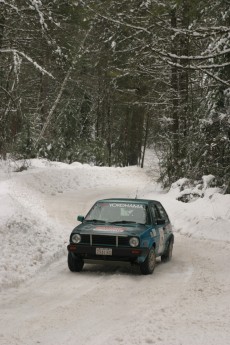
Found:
[142,177,230,242]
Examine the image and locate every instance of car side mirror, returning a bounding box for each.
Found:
[157,219,165,225]
[77,215,85,222]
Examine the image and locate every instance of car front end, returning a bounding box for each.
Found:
[67,225,150,265]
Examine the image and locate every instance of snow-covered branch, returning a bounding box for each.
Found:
[170,26,230,38]
[197,68,230,87]
[0,49,54,78]
[34,28,92,146]
[79,2,229,70]
[79,1,151,34]
[165,59,230,71]
[0,0,19,12]
[165,60,230,86]
[155,48,230,62]
[28,0,48,31]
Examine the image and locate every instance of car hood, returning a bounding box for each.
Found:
[72,222,151,236]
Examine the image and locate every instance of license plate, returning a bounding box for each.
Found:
[96,248,112,256]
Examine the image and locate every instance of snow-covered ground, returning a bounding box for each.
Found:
[0,154,230,345]
[0,158,153,290]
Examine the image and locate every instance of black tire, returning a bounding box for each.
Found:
[161,239,173,263]
[68,252,84,272]
[140,248,156,275]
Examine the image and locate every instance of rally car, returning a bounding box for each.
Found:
[67,198,174,275]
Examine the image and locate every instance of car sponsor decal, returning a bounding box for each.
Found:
[109,203,144,209]
[94,226,126,232]
[150,230,156,238]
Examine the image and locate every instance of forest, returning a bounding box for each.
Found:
[0,0,229,190]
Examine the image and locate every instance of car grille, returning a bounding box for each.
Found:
[79,234,130,247]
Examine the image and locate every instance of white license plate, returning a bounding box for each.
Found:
[96,248,112,256]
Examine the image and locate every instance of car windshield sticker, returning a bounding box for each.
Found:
[94,226,126,232]
[109,203,144,209]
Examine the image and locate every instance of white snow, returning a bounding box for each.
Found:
[0,155,229,288]
[0,158,152,290]
[111,41,116,49]
[0,153,230,345]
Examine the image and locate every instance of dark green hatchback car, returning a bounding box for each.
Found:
[67,198,174,275]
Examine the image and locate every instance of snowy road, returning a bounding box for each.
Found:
[1,184,230,345]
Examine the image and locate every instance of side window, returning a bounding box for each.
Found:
[146,207,152,224]
[150,205,159,224]
[155,204,169,222]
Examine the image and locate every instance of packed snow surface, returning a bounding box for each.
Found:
[0,156,230,345]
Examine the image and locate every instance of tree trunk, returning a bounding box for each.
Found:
[141,113,149,168]
[170,8,180,167]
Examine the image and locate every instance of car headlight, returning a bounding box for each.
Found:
[129,237,139,247]
[72,234,81,244]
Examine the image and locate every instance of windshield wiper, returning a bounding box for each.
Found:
[85,219,107,224]
[111,220,141,224]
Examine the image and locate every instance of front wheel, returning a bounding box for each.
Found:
[161,240,173,263]
[140,248,156,275]
[68,252,84,272]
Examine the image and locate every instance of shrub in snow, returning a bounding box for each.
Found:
[170,175,222,203]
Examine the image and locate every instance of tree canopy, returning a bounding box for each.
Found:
[0,0,229,190]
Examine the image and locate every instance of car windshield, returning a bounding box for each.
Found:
[85,202,147,224]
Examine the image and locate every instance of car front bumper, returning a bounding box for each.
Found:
[67,244,149,263]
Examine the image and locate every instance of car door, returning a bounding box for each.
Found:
[156,202,172,253]
[149,203,166,255]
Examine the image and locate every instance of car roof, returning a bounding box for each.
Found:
[96,198,160,205]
